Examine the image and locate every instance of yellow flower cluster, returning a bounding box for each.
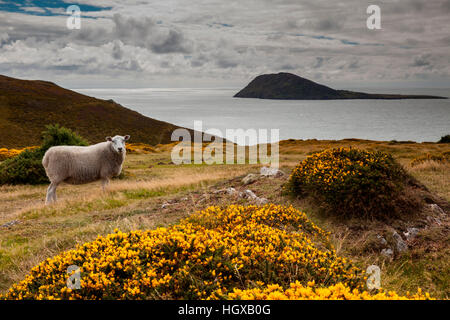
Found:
[1,204,430,300]
[3,204,364,300]
[289,148,391,191]
[0,146,38,161]
[228,281,432,300]
[286,147,407,217]
[125,143,156,154]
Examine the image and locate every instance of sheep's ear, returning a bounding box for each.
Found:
[124,135,130,141]
[106,136,112,141]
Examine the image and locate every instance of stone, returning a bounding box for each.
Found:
[404,227,420,241]
[255,197,269,205]
[242,174,259,185]
[428,204,446,217]
[426,215,442,226]
[377,235,387,246]
[241,189,258,199]
[381,248,394,259]
[213,187,238,196]
[1,220,20,228]
[260,166,284,177]
[392,231,408,253]
[161,203,171,209]
[226,187,238,196]
[238,189,268,205]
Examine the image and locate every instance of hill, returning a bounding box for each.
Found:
[0,75,193,148]
[234,73,447,100]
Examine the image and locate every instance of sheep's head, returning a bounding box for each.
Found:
[106,135,130,154]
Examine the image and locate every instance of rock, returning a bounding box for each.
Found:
[260,166,284,177]
[213,187,238,196]
[428,204,446,217]
[377,235,387,246]
[381,248,394,259]
[242,174,259,185]
[226,187,238,196]
[404,227,420,241]
[161,203,171,209]
[392,231,408,253]
[241,189,258,199]
[1,220,20,228]
[239,189,269,205]
[426,215,442,226]
[255,197,269,205]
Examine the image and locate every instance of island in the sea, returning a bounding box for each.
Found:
[234,72,448,100]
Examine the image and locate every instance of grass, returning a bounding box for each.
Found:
[0,138,449,298]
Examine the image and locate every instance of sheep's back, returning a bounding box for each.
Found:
[43,144,107,184]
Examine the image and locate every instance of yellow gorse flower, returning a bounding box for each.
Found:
[286,147,408,217]
[1,204,431,300]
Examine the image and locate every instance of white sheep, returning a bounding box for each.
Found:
[42,135,130,204]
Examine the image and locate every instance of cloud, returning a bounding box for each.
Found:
[0,0,448,87]
[111,14,191,54]
[411,54,433,69]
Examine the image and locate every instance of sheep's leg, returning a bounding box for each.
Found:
[101,178,110,193]
[45,181,59,205]
[52,182,60,202]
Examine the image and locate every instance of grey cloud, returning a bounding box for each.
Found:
[411,54,433,69]
[216,57,238,69]
[112,40,123,59]
[442,0,450,11]
[313,57,324,68]
[112,14,191,54]
[150,29,189,54]
[315,19,342,31]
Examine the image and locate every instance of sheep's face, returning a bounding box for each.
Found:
[106,135,130,154]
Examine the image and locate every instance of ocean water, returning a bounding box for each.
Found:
[76,87,450,144]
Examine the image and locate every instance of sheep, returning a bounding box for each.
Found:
[42,135,130,204]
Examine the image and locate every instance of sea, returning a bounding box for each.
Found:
[75,87,450,144]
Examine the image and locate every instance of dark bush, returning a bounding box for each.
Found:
[0,124,88,185]
[438,135,450,143]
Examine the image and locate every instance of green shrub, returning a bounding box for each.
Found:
[438,135,450,143]
[0,124,88,185]
[285,147,417,218]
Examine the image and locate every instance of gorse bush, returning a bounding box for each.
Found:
[1,204,430,300]
[0,124,88,185]
[0,146,38,161]
[229,282,431,300]
[285,148,413,218]
[2,205,359,299]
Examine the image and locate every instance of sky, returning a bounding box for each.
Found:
[0,0,449,89]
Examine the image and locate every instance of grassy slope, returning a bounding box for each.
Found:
[0,139,449,298]
[0,75,192,148]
